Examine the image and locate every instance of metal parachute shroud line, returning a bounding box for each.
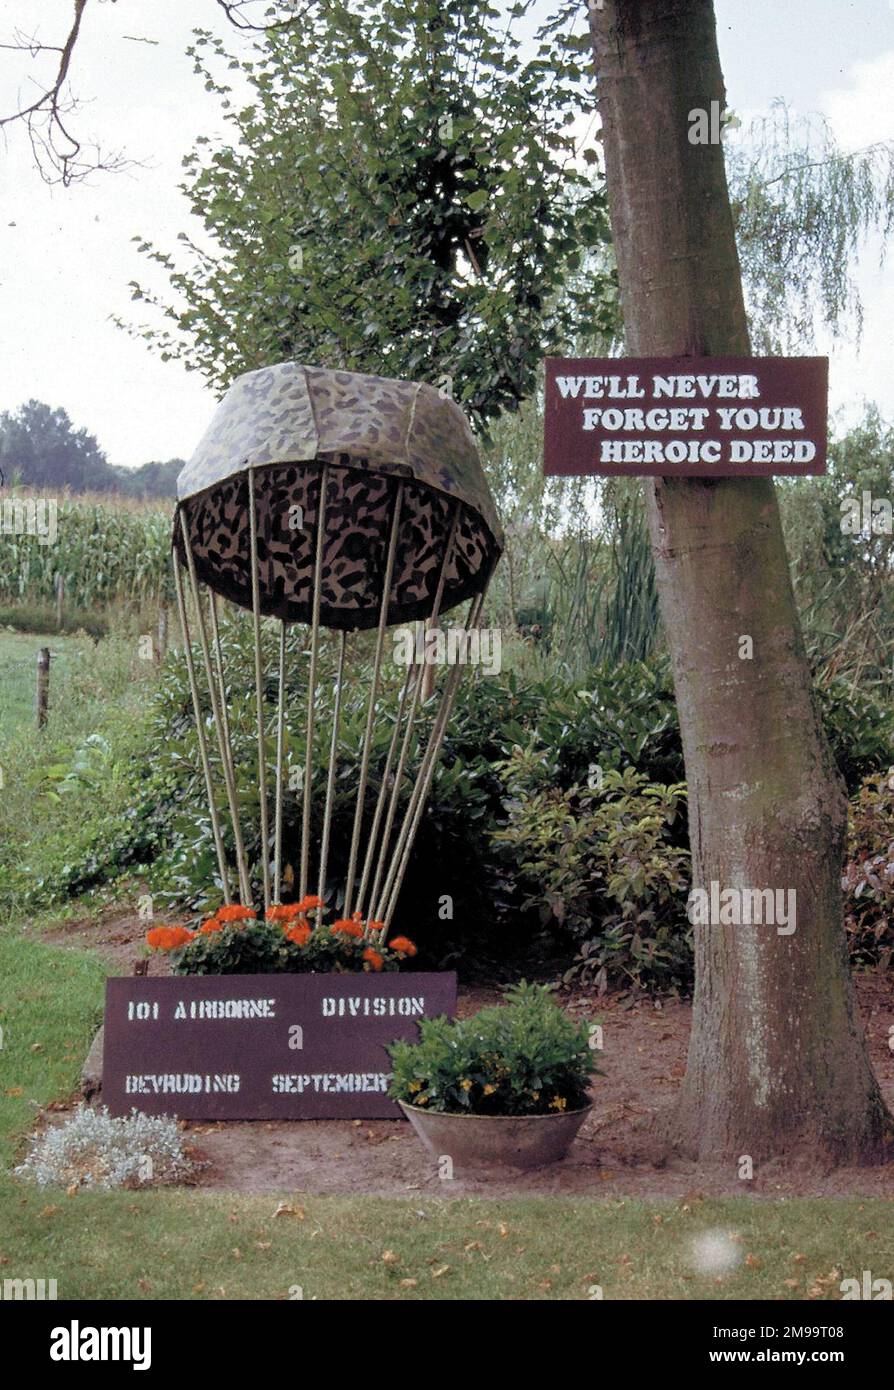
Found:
[171,362,504,935]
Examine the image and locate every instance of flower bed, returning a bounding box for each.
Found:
[147,896,418,975]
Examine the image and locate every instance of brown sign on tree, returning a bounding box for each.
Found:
[102,973,456,1120]
[543,355,827,478]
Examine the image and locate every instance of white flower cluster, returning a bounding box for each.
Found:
[15,1105,194,1190]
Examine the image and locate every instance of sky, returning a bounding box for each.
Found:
[0,0,892,469]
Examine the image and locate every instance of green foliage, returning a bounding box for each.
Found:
[168,918,405,976]
[493,764,691,994]
[124,0,611,426]
[0,493,172,609]
[848,769,894,862]
[780,409,894,712]
[20,617,888,980]
[0,401,111,492]
[387,980,597,1115]
[0,627,168,916]
[726,103,894,351]
[814,675,894,794]
[843,770,894,970]
[0,400,181,498]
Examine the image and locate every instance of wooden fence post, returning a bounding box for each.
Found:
[156,605,167,662]
[36,646,50,728]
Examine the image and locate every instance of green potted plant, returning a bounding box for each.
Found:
[387,982,599,1170]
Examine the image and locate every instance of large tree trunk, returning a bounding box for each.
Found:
[588,0,891,1162]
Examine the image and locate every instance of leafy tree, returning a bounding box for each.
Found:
[589,0,891,1164]
[727,102,894,352]
[109,458,184,499]
[779,407,894,686]
[124,0,613,425]
[0,400,111,491]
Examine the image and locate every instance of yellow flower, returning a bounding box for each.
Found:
[408,1081,422,1093]
[483,1083,496,1095]
[549,1096,567,1112]
[530,1090,540,1101]
[459,1079,473,1092]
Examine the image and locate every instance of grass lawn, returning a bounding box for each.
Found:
[4,1182,891,1301]
[1,919,892,1301]
[0,630,89,732]
[0,925,106,1170]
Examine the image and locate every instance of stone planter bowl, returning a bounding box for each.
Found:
[398,1099,592,1171]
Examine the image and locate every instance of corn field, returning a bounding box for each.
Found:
[0,492,173,608]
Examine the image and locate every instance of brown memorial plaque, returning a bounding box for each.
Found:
[543,355,828,478]
[102,972,457,1120]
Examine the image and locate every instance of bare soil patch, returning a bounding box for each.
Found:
[41,910,894,1198]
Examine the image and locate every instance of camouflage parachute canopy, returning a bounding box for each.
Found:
[174,363,504,631]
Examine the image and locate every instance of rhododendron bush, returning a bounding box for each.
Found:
[146,896,418,975]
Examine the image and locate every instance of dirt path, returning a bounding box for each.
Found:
[42,908,894,1198]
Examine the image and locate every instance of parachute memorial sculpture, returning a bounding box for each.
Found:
[102,363,504,1119]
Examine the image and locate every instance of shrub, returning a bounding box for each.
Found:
[15,1105,194,1190]
[387,981,598,1115]
[493,760,692,993]
[815,677,894,794]
[843,769,894,969]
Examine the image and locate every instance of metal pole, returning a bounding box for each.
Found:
[248,468,272,910]
[172,540,232,903]
[300,464,329,901]
[366,502,460,920]
[376,587,488,931]
[274,620,287,904]
[316,629,347,921]
[179,525,253,907]
[343,481,404,917]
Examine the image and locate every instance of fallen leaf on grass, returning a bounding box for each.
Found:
[273,1202,305,1220]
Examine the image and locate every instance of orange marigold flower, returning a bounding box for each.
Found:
[295,894,323,913]
[363,947,384,972]
[388,935,417,957]
[199,918,223,936]
[351,910,363,922]
[168,926,196,949]
[282,903,312,921]
[285,922,312,946]
[217,904,257,923]
[333,919,364,939]
[147,925,195,951]
[265,904,286,921]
